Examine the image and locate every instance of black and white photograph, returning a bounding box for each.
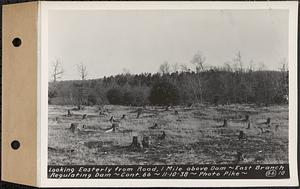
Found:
[44,1,297,185]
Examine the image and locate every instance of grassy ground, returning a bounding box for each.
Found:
[48,104,288,165]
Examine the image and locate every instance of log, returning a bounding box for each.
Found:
[266,118,271,127]
[109,116,115,122]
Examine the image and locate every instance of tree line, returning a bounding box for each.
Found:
[49,52,288,106]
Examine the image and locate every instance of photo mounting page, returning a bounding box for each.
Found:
[40,1,298,187]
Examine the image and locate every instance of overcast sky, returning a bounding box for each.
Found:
[48,9,288,81]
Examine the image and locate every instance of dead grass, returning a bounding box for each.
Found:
[48,104,288,165]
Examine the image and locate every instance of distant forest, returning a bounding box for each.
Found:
[48,52,289,106]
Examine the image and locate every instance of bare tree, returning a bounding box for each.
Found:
[279,58,288,72]
[122,68,131,75]
[233,51,243,72]
[51,58,64,82]
[159,61,171,75]
[77,62,88,80]
[191,51,206,73]
[180,64,191,72]
[171,63,179,73]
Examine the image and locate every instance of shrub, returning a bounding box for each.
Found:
[123,90,147,106]
[149,81,180,105]
[48,90,57,98]
[87,94,97,105]
[106,88,123,105]
[123,91,135,105]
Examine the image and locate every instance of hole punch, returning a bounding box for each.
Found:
[11,140,20,150]
[12,37,22,47]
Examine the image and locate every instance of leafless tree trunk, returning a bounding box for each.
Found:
[159,61,171,75]
[51,59,64,82]
[77,62,88,80]
[191,51,206,73]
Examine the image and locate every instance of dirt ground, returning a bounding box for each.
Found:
[48,104,288,165]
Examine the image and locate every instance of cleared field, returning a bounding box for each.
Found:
[48,104,288,165]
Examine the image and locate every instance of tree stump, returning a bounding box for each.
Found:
[137,109,142,118]
[244,115,249,121]
[121,114,126,119]
[67,110,72,117]
[174,110,179,115]
[82,114,87,119]
[69,123,78,133]
[130,136,141,150]
[112,123,119,132]
[236,151,244,163]
[142,136,150,148]
[247,120,251,129]
[243,115,250,129]
[158,131,166,140]
[266,118,271,127]
[223,119,228,127]
[238,131,246,140]
[165,106,171,111]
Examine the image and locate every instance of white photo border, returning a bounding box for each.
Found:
[38,1,298,187]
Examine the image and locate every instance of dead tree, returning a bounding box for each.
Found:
[223,119,228,127]
[51,58,64,82]
[238,131,246,140]
[82,114,87,119]
[77,62,88,80]
[142,136,150,148]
